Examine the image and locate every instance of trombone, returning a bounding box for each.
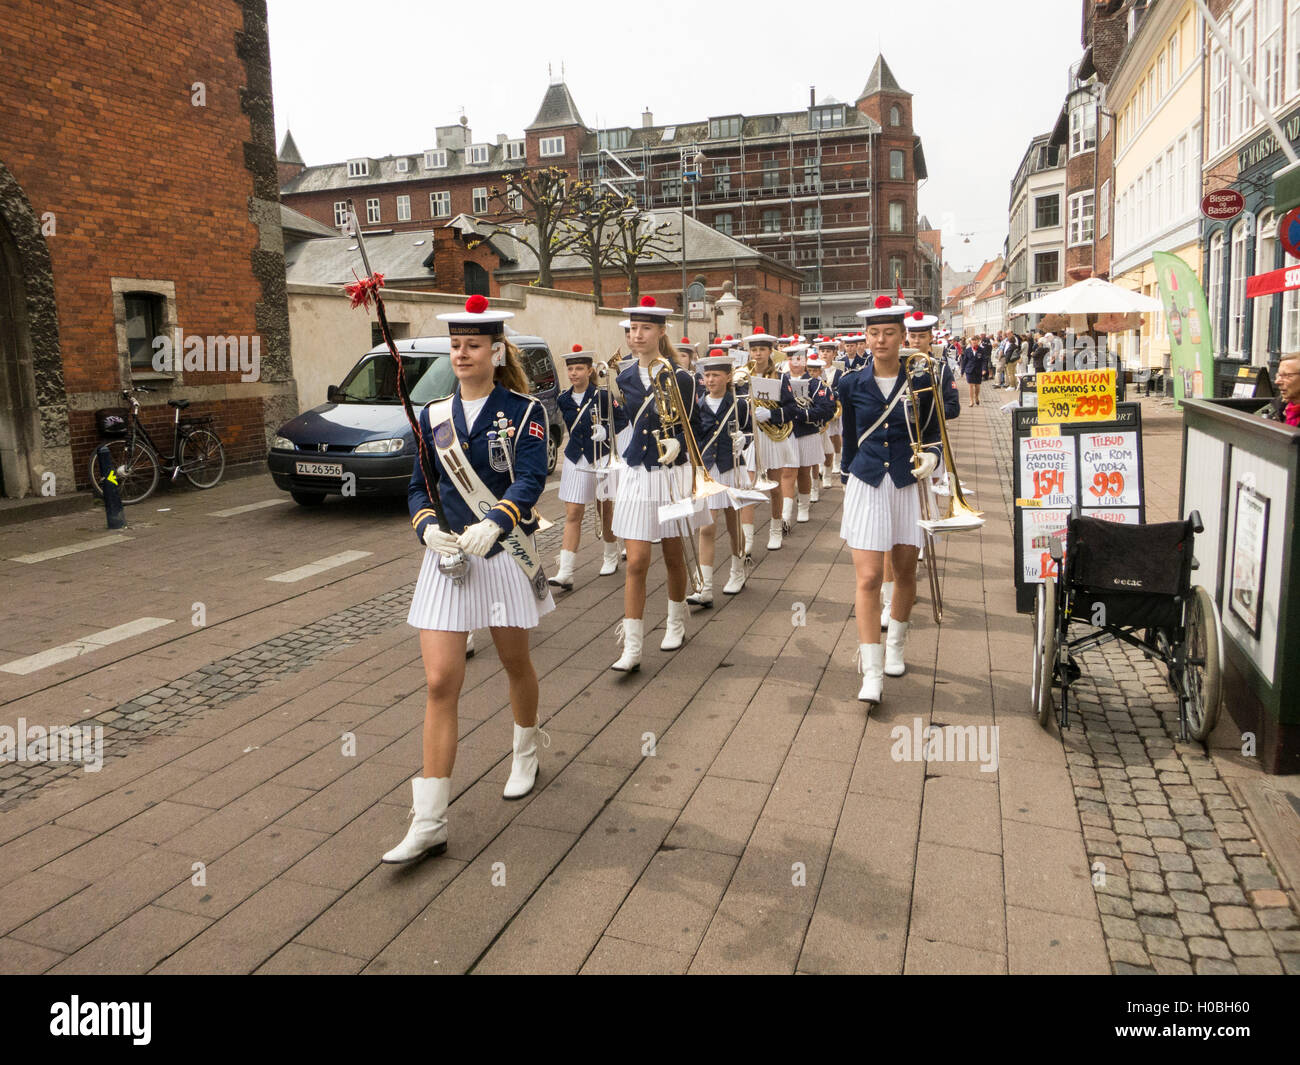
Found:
[647,356,728,595]
[902,350,985,623]
[588,358,626,539]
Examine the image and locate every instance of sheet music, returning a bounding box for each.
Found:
[751,378,781,400]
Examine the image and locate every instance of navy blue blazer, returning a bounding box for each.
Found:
[784,373,836,438]
[558,386,628,464]
[837,362,942,489]
[408,383,547,556]
[696,392,750,474]
[616,362,701,470]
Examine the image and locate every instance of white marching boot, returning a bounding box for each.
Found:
[821,466,834,489]
[722,556,747,595]
[767,522,783,551]
[661,599,688,651]
[782,496,795,530]
[465,631,476,658]
[879,581,895,631]
[381,776,450,864]
[857,644,884,705]
[599,541,619,576]
[687,565,713,608]
[503,723,549,799]
[831,454,841,475]
[809,480,820,503]
[548,549,575,589]
[611,618,643,672]
[742,523,754,556]
[796,493,811,523]
[885,618,910,678]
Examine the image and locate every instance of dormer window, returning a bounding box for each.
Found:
[395,157,409,173]
[539,136,566,157]
[347,158,369,178]
[709,116,742,139]
[504,140,525,160]
[424,149,447,169]
[598,128,631,151]
[810,106,844,130]
[468,144,491,165]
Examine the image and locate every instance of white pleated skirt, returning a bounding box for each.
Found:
[407,546,556,631]
[840,473,924,552]
[796,433,826,467]
[612,463,709,541]
[559,455,595,505]
[824,415,842,437]
[704,464,743,512]
[755,430,799,471]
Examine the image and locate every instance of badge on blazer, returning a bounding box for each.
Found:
[488,411,515,473]
[433,420,455,449]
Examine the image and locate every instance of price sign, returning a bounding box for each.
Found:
[1018,434,1076,509]
[1036,369,1118,425]
[1079,430,1140,507]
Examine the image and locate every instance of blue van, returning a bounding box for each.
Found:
[268,335,562,506]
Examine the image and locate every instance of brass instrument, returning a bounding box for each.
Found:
[732,365,779,493]
[647,356,728,595]
[902,349,985,623]
[589,359,626,539]
[747,361,794,442]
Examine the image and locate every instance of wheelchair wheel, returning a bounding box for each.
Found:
[1032,580,1057,726]
[1182,585,1223,742]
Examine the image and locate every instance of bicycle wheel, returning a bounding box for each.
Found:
[88,439,160,504]
[1034,579,1057,727]
[1182,585,1223,743]
[180,429,225,488]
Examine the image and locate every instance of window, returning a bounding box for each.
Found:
[1070,103,1097,155]
[1284,242,1300,351]
[888,255,906,286]
[395,157,409,173]
[1169,30,1180,78]
[1069,191,1095,246]
[424,149,447,169]
[1034,251,1060,286]
[714,162,731,195]
[333,201,349,227]
[1034,194,1060,229]
[472,187,488,214]
[714,213,734,236]
[347,158,369,178]
[124,293,165,369]
[539,136,565,157]
[803,156,820,190]
[468,144,490,165]
[597,129,630,151]
[464,262,490,298]
[889,105,901,126]
[661,166,681,202]
[1234,11,1256,139]
[366,198,381,224]
[802,206,821,230]
[1254,210,1277,365]
[505,140,525,161]
[709,116,741,139]
[810,107,844,130]
[430,191,451,217]
[1229,221,1249,354]
[1211,30,1230,154]
[507,189,523,213]
[396,195,411,222]
[888,201,904,233]
[1155,155,1165,228]
[1259,0,1284,110]
[761,209,782,233]
[1291,0,1300,95]
[889,150,905,180]
[762,158,780,190]
[1158,53,1167,97]
[1099,179,1110,239]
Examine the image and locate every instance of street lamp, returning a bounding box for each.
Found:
[682,150,705,324]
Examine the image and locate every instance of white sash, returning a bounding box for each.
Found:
[426,398,549,600]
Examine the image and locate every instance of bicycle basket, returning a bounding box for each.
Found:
[95,407,129,435]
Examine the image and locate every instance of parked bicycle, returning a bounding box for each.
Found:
[89,387,226,504]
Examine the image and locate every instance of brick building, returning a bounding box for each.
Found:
[280,55,936,334]
[0,0,295,497]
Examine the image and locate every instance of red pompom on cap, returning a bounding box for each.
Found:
[680,337,691,344]
[724,334,734,340]
[874,295,893,309]
[709,348,726,357]
[910,312,924,321]
[639,296,657,307]
[465,294,489,314]
[571,343,583,352]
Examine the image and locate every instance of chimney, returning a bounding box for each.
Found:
[642,108,654,128]
[810,86,816,107]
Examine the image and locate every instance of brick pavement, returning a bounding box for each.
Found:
[0,383,1292,974]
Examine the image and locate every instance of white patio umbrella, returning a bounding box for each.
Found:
[1014,276,1164,316]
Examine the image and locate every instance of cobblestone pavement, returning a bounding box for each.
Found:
[982,380,1300,975]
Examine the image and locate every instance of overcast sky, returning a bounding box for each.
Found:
[267,0,1083,272]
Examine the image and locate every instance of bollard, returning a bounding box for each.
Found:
[95,445,126,529]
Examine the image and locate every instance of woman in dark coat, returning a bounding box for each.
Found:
[960,340,983,406]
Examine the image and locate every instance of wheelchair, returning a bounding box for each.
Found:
[1031,507,1224,743]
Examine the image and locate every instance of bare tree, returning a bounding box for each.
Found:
[607,209,676,306]
[561,186,634,307]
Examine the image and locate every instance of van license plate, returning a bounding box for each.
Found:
[295,461,343,477]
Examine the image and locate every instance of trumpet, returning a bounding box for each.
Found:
[647,356,728,595]
[902,350,985,624]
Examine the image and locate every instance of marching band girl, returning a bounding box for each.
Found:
[838,296,942,706]
[610,297,707,671]
[747,334,800,551]
[383,295,554,864]
[686,350,750,605]
[551,344,628,588]
[781,343,836,523]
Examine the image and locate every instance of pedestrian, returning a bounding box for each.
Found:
[994,334,1009,388]
[1004,332,1021,389]
[782,342,836,522]
[960,338,983,406]
[610,296,709,671]
[384,295,555,865]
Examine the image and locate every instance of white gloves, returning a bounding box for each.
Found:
[590,424,607,443]
[423,525,462,558]
[458,518,503,558]
[911,451,939,481]
[658,438,681,465]
[755,407,773,424]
